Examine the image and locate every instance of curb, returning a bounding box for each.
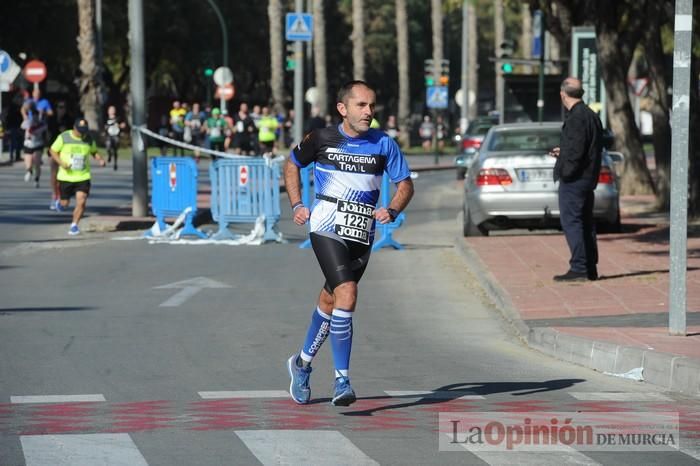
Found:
[453,236,700,397]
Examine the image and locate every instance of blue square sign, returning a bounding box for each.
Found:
[426,86,448,109]
[286,13,313,42]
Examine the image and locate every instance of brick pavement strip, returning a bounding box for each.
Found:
[454,209,700,396]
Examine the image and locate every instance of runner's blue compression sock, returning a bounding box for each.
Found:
[330,308,353,378]
[299,307,331,365]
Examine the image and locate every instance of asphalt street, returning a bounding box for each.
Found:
[0,162,698,465]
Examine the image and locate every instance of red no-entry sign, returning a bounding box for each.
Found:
[215,83,235,101]
[23,60,47,83]
[239,165,249,187]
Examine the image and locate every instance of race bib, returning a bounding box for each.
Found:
[236,121,244,132]
[71,154,86,170]
[334,199,374,245]
[107,124,120,136]
[210,127,222,138]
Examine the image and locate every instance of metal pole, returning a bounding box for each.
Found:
[494,0,504,124]
[668,0,693,336]
[206,0,228,68]
[459,0,469,134]
[537,11,545,123]
[293,0,304,144]
[128,0,147,217]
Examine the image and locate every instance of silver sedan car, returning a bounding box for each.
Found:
[462,122,622,236]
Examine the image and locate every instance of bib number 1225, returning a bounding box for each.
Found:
[335,199,374,245]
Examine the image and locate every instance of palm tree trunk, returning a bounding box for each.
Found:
[313,0,328,116]
[77,0,103,132]
[268,0,284,115]
[352,0,365,80]
[396,0,410,146]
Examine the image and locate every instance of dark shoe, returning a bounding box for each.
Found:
[587,269,598,281]
[553,270,589,282]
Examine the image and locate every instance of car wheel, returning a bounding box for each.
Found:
[463,204,487,237]
[456,167,467,180]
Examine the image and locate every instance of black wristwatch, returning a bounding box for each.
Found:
[387,208,399,222]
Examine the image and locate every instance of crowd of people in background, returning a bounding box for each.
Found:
[156,100,334,159]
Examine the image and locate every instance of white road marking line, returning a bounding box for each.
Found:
[236,430,379,466]
[568,392,673,401]
[11,394,106,404]
[384,390,484,400]
[21,433,149,466]
[198,390,290,399]
[466,446,601,466]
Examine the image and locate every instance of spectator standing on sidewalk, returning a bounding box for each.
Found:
[49,117,106,235]
[169,100,186,155]
[233,102,257,155]
[3,93,24,162]
[550,77,603,282]
[185,102,206,162]
[384,114,399,144]
[203,108,226,158]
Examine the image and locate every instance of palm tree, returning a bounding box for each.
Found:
[77,0,103,131]
[351,0,365,80]
[313,0,328,116]
[268,0,284,115]
[396,0,410,146]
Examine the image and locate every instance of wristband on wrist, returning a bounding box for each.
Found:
[292,202,305,211]
[387,208,399,221]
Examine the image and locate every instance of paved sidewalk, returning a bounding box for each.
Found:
[456,195,700,396]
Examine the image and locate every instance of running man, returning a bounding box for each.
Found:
[49,117,106,235]
[283,80,414,406]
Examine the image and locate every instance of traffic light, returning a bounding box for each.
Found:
[439,59,449,85]
[424,59,435,86]
[499,40,515,74]
[204,67,214,77]
[286,43,296,71]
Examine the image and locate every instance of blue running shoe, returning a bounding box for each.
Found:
[54,200,65,212]
[331,376,356,406]
[68,224,80,236]
[287,354,312,404]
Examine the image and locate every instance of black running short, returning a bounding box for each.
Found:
[59,180,91,200]
[310,231,372,293]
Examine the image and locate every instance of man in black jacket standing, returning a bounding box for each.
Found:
[550,77,603,282]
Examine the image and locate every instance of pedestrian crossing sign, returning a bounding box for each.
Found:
[426,86,448,109]
[286,13,313,41]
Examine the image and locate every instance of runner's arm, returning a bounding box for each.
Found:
[49,148,69,170]
[375,177,414,224]
[283,159,310,225]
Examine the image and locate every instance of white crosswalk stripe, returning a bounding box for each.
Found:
[235,430,379,466]
[21,434,149,466]
[466,447,601,465]
[568,392,673,401]
[11,394,106,404]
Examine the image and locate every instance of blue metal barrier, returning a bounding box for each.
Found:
[372,172,405,251]
[210,157,282,242]
[147,156,206,238]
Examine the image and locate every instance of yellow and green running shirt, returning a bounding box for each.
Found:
[50,130,98,182]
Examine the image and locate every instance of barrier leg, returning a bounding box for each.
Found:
[298,165,313,249]
[263,217,284,243]
[372,213,405,251]
[179,212,208,239]
[212,220,241,240]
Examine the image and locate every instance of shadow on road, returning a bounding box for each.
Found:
[339,379,585,417]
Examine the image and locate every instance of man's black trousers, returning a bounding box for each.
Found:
[558,179,598,275]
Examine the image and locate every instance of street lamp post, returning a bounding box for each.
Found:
[206,0,229,68]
